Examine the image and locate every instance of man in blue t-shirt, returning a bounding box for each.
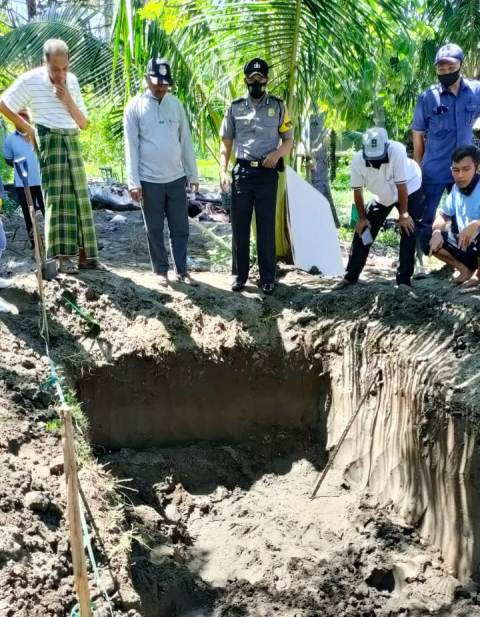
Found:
[0,176,18,314]
[2,108,44,248]
[421,145,480,288]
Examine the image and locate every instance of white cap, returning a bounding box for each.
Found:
[362,127,389,160]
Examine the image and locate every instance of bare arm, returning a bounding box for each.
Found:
[220,138,233,192]
[54,85,87,130]
[220,138,233,172]
[353,188,371,235]
[430,213,451,254]
[432,212,451,232]
[396,183,408,215]
[396,182,415,235]
[353,188,366,219]
[278,136,294,158]
[262,136,294,169]
[0,101,36,145]
[412,131,425,166]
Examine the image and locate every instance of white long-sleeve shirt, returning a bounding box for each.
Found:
[123,91,199,188]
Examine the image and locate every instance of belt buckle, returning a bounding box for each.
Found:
[250,161,259,168]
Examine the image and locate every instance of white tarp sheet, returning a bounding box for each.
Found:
[286,165,344,277]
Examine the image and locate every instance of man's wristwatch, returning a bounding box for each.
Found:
[400,212,410,219]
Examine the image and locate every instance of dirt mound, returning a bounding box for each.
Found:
[2,212,480,615]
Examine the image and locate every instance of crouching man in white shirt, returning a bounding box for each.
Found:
[336,127,424,289]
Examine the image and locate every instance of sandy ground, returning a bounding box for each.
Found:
[1,209,480,616]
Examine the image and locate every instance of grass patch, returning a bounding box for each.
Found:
[198,159,219,183]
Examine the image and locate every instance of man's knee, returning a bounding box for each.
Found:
[418,229,432,255]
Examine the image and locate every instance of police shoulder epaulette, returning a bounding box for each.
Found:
[232,96,247,104]
[268,95,284,103]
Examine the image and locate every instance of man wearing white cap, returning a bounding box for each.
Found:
[336,127,423,288]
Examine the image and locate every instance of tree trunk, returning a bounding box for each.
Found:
[309,114,340,227]
[373,101,386,127]
[26,0,36,20]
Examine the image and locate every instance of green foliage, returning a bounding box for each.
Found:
[79,103,125,180]
[377,228,400,248]
[207,243,230,271]
[45,417,62,433]
[337,226,354,243]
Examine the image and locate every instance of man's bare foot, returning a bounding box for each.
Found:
[452,268,474,284]
[461,276,480,289]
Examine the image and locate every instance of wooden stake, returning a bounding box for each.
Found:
[310,369,381,500]
[61,406,92,616]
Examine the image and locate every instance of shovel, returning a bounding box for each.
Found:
[14,157,57,281]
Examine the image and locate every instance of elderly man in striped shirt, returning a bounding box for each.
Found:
[0,38,98,274]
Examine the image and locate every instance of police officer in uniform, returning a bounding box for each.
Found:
[220,58,294,294]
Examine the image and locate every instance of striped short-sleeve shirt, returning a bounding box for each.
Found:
[1,66,88,129]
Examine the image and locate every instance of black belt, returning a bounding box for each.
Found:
[236,158,264,168]
[236,158,284,172]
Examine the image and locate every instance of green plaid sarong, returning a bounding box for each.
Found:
[37,125,98,260]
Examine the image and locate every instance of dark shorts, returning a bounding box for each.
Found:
[420,229,480,271]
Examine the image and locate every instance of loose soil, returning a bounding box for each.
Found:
[1,209,480,616]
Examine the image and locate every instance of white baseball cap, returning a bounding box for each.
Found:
[362,127,389,161]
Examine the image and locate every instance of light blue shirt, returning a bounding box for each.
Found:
[441,179,480,231]
[123,91,199,188]
[2,131,42,188]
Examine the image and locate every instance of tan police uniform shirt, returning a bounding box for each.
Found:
[220,93,293,160]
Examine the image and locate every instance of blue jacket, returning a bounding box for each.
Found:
[412,78,480,184]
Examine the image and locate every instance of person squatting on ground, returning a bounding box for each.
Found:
[336,127,424,289]
[220,58,294,295]
[124,57,199,287]
[0,38,99,275]
[421,145,480,290]
[3,108,45,249]
[412,44,480,231]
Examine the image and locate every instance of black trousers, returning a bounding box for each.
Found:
[15,185,45,247]
[345,187,425,285]
[231,163,278,284]
[419,230,480,271]
[141,177,189,275]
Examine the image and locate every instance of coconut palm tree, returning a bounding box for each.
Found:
[0,0,408,252]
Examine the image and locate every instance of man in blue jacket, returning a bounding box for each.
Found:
[412,44,480,231]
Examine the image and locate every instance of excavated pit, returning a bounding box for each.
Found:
[78,351,330,449]
[77,323,480,616]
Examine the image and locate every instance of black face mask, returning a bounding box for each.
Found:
[459,172,480,195]
[437,70,460,89]
[247,82,266,99]
[365,153,389,169]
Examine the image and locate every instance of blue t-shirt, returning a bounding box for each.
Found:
[441,180,480,231]
[2,131,42,188]
[412,78,480,185]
